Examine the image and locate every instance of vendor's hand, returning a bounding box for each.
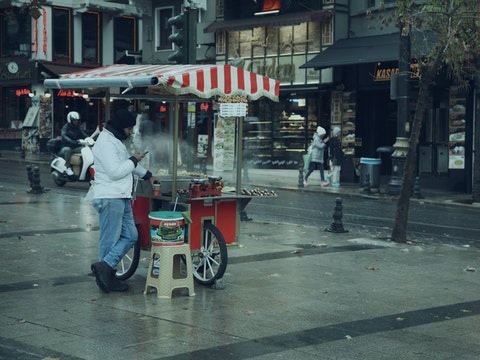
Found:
[133,151,145,162]
[149,177,161,186]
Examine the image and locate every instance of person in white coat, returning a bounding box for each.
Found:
[90,108,160,293]
[304,126,329,186]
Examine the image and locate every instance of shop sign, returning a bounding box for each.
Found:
[0,68,32,81]
[57,90,87,97]
[235,58,295,83]
[373,62,421,82]
[16,88,31,96]
[200,102,209,112]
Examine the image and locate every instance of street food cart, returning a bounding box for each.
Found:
[44,64,279,285]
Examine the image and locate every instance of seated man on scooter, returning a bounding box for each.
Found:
[59,111,90,176]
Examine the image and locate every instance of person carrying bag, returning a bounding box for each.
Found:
[304,126,329,187]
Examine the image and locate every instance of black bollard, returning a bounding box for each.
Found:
[362,173,371,194]
[298,166,304,188]
[413,176,424,199]
[326,197,348,233]
[27,165,46,194]
[26,165,34,188]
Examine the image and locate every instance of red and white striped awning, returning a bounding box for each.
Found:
[44,64,279,102]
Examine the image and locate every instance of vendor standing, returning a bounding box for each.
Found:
[90,108,160,293]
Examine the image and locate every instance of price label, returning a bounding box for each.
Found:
[219,103,247,117]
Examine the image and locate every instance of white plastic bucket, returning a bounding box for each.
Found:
[148,211,185,246]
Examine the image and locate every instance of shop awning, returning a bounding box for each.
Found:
[44,64,280,102]
[204,10,333,33]
[300,33,400,69]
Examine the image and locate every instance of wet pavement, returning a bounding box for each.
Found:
[1,151,480,359]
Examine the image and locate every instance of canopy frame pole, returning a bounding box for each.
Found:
[236,116,244,196]
[172,95,179,203]
[105,89,111,122]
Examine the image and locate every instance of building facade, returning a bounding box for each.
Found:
[205,0,475,192]
[0,0,476,193]
[0,0,147,153]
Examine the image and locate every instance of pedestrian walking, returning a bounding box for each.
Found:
[329,127,344,187]
[304,126,330,187]
[90,108,160,293]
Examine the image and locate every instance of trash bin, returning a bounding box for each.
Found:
[360,157,381,188]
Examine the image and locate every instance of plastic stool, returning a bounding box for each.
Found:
[144,243,195,299]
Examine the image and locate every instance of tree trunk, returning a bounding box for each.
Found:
[473,75,480,202]
[391,74,432,242]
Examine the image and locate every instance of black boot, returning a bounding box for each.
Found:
[109,269,128,292]
[91,261,112,293]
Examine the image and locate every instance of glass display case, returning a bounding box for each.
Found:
[242,96,324,168]
[243,116,273,168]
[448,86,466,169]
[331,91,356,156]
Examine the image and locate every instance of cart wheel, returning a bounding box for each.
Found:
[192,223,228,286]
[115,240,140,280]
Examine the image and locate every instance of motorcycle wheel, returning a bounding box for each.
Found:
[51,170,67,186]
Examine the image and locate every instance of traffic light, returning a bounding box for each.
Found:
[167,13,187,64]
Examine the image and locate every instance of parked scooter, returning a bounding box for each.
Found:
[47,137,95,186]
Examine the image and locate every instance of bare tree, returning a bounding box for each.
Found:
[391,0,480,242]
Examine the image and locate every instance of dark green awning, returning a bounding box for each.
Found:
[300,33,400,69]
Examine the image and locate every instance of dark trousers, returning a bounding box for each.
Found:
[305,161,325,181]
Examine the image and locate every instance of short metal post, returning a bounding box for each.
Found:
[27,165,46,194]
[412,176,424,199]
[298,165,304,188]
[326,197,348,233]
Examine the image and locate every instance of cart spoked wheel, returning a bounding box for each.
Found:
[191,222,228,285]
[115,240,140,280]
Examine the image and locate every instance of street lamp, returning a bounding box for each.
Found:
[387,28,411,195]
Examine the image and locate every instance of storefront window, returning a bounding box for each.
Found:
[279,26,293,56]
[278,56,294,84]
[155,7,173,51]
[227,32,239,57]
[0,9,31,57]
[114,16,138,63]
[1,87,29,129]
[53,7,72,62]
[252,27,264,58]
[305,53,320,84]
[242,94,328,169]
[82,12,101,64]
[266,27,279,56]
[322,17,333,45]
[292,55,307,85]
[292,23,307,54]
[308,22,321,52]
[238,30,252,58]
